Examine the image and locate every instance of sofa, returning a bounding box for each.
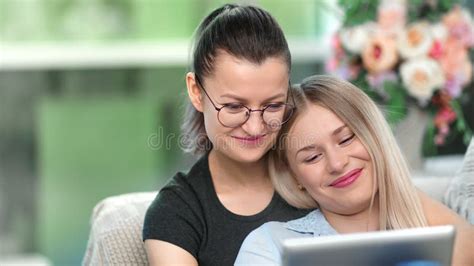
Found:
[82,139,474,265]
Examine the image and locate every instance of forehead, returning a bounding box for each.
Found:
[287,104,345,151]
[206,52,289,101]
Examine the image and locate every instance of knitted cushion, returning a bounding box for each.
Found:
[444,137,474,224]
[82,192,156,265]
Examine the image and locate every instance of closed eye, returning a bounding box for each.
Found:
[223,102,244,108]
[340,133,355,146]
[222,103,246,113]
[304,153,322,163]
[264,102,286,112]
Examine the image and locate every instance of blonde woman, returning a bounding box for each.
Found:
[235,75,474,265]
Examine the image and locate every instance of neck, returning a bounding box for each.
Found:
[208,149,270,189]
[322,196,380,234]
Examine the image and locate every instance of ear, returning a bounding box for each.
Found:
[186,72,204,112]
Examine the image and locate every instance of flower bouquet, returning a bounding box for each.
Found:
[327,0,473,153]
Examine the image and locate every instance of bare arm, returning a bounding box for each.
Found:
[145,239,198,266]
[418,191,474,266]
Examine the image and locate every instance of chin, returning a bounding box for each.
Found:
[342,198,374,214]
[226,145,271,164]
[212,133,276,163]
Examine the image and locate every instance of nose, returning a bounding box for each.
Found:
[241,111,265,135]
[325,147,348,174]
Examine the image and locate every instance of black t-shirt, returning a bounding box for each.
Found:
[143,153,310,266]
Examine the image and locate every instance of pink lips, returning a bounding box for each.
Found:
[330,168,362,188]
[232,135,266,145]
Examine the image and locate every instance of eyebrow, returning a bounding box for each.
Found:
[219,92,286,102]
[295,125,349,157]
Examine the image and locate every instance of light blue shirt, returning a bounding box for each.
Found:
[234,209,337,265]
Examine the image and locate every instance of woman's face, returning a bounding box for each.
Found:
[196,52,290,163]
[286,103,375,215]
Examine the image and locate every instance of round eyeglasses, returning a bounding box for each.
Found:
[195,73,295,129]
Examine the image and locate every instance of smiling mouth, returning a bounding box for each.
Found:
[232,135,267,145]
[330,168,362,188]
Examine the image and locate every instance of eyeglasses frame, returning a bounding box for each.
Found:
[194,73,296,128]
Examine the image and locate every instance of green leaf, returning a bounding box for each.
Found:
[422,120,437,156]
[406,0,460,23]
[463,130,473,145]
[451,100,473,145]
[452,100,466,131]
[338,0,378,27]
[383,81,407,124]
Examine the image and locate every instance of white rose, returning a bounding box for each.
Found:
[400,57,445,103]
[398,22,433,58]
[339,23,376,54]
[430,23,448,41]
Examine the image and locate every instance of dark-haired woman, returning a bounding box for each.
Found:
[142,4,309,266]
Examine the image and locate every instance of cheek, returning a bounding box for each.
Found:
[202,107,240,149]
[265,129,279,144]
[353,142,375,183]
[202,109,223,141]
[292,164,324,188]
[354,141,372,161]
[366,159,376,190]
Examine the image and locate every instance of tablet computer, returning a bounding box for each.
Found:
[281,225,455,266]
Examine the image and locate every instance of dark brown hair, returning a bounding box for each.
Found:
[182,4,291,154]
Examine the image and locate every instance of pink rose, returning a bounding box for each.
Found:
[433,105,457,145]
[362,35,399,74]
[434,106,457,127]
[429,40,443,60]
[443,6,474,47]
[439,38,472,86]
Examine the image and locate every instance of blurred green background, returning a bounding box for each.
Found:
[0,0,338,265]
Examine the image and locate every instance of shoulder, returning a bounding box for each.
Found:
[150,153,211,207]
[247,221,289,243]
[145,163,209,218]
[243,221,310,251]
[143,172,200,231]
[169,152,211,192]
[236,220,314,265]
[242,217,318,244]
[284,209,337,236]
[164,153,210,187]
[235,222,288,265]
[142,171,207,252]
[144,154,212,231]
[418,190,468,226]
[142,154,212,256]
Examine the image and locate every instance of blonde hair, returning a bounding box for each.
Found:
[270,75,428,230]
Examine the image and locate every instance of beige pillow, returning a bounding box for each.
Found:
[83,192,155,265]
[444,137,474,224]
